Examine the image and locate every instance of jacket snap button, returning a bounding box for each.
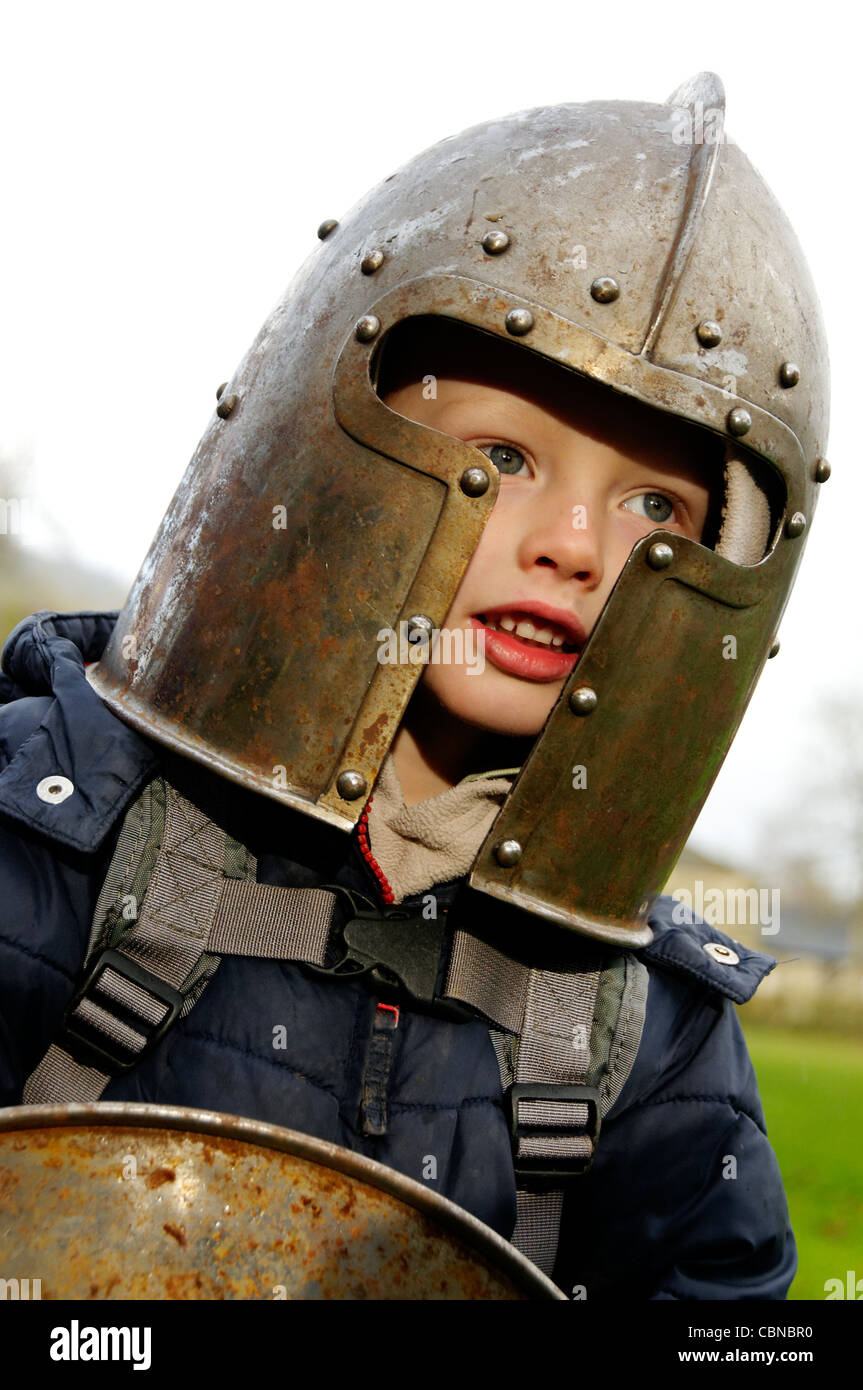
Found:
[703,942,740,966]
[36,775,75,805]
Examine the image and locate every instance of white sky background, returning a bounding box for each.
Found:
[0,0,857,887]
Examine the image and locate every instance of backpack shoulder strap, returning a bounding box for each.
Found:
[445,930,648,1281]
[23,776,339,1104]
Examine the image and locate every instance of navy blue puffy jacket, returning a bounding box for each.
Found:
[0,611,796,1299]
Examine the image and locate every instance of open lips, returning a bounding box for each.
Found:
[476,607,585,653]
[466,604,587,682]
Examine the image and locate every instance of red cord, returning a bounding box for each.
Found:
[356,795,395,905]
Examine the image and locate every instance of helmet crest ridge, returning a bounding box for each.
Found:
[642,70,726,357]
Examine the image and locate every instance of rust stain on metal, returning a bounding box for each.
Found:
[0,1169,19,1199]
[358,710,389,757]
[146,1165,176,1188]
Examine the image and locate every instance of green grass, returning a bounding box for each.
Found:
[740,1020,863,1300]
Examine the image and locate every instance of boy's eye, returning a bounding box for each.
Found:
[479,443,528,475]
[622,491,675,524]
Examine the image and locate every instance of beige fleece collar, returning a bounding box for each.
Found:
[365,752,517,904]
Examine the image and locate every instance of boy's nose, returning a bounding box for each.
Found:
[517,491,606,589]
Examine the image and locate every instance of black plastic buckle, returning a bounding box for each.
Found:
[305,884,473,1023]
[61,947,186,1075]
[505,1083,601,1182]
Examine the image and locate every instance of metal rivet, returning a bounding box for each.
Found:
[647,542,674,570]
[779,362,800,388]
[814,458,831,483]
[727,407,752,437]
[590,277,620,304]
[505,308,534,336]
[696,320,722,348]
[355,315,381,343]
[568,687,598,716]
[703,942,740,966]
[317,219,339,240]
[361,249,385,274]
[494,839,522,867]
[336,770,367,801]
[768,640,780,659]
[482,229,510,254]
[216,382,228,401]
[407,614,435,644]
[216,394,238,419]
[36,775,75,805]
[785,512,806,539]
[460,466,490,497]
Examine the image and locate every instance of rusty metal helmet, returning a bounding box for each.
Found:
[88,71,830,947]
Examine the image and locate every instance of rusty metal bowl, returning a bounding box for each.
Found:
[0,1103,563,1300]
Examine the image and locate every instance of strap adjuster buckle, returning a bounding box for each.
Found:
[61,947,186,1075]
[306,884,473,1022]
[505,1082,602,1182]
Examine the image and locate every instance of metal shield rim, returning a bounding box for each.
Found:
[0,1101,566,1300]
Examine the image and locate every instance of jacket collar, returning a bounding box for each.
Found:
[0,611,159,853]
[640,893,775,1004]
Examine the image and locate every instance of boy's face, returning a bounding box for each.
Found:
[384,352,715,740]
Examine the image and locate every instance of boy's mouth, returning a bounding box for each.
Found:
[470,606,586,683]
[476,608,583,654]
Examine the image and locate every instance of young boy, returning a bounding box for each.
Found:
[0,71,828,1299]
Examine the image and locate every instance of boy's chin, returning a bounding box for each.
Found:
[417,670,560,740]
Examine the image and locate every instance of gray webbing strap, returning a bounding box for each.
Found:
[443,930,601,1280]
[444,929,527,1032]
[511,1192,565,1272]
[208,880,337,958]
[24,783,340,1105]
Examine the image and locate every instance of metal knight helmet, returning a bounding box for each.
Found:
[89,72,831,947]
